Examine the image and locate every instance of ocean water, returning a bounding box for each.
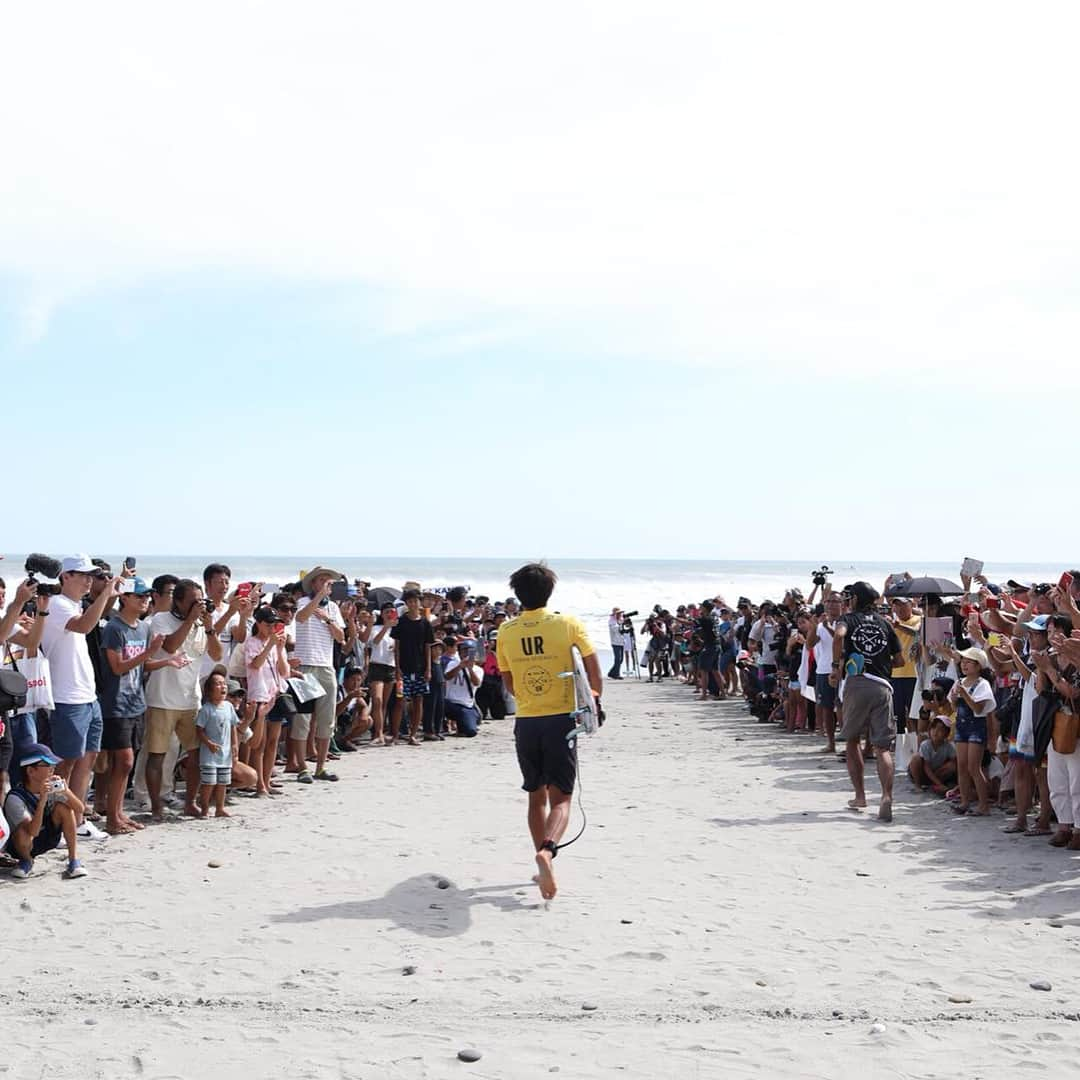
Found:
[6,555,1068,662]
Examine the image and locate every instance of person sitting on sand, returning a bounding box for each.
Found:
[496,562,602,901]
[908,718,957,794]
[3,743,88,880]
[195,669,240,818]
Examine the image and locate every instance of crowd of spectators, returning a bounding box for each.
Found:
[0,558,518,881]
[621,563,1080,834]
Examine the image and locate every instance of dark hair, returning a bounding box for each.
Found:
[448,586,467,603]
[343,666,364,681]
[270,592,296,610]
[152,573,179,596]
[174,578,202,605]
[509,562,557,610]
[402,588,421,602]
[252,605,277,625]
[203,563,231,584]
[201,664,228,696]
[380,601,396,613]
[1049,614,1074,634]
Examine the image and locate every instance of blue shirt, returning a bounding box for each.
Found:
[99,615,150,717]
[196,701,239,768]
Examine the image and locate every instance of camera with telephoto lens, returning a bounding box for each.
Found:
[811,565,833,587]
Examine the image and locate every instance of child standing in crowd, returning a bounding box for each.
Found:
[422,640,447,740]
[949,647,997,816]
[196,670,240,818]
[363,602,399,745]
[391,589,435,747]
[243,607,289,796]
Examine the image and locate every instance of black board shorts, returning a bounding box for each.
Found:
[514,713,577,795]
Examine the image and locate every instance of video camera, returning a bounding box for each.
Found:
[811,565,833,587]
[21,553,63,616]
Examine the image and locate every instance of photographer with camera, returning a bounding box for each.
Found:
[144,578,223,819]
[608,608,625,680]
[3,743,88,879]
[40,554,124,842]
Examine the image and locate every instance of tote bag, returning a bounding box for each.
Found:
[13,654,54,714]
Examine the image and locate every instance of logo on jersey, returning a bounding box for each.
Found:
[849,620,888,658]
[524,667,551,696]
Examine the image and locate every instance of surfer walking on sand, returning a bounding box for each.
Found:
[496,563,602,901]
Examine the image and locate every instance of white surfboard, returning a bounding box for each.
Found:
[570,646,599,736]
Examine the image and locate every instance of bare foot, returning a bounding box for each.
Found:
[214,809,232,818]
[370,736,385,746]
[534,850,557,900]
[407,736,421,746]
[106,821,134,835]
[184,805,203,818]
[847,798,867,811]
[878,797,893,822]
[121,816,145,831]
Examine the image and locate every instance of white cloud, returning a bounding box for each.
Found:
[1,0,1078,384]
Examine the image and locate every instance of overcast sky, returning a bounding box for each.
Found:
[1,2,1077,561]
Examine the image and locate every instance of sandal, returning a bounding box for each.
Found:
[1049,830,1073,847]
[952,803,970,815]
[1001,822,1027,834]
[1024,825,1052,836]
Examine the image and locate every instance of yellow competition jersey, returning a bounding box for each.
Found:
[496,608,595,718]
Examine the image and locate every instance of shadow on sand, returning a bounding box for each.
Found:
[680,689,1080,923]
[271,873,536,938]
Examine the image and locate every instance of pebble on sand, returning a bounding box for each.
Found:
[869,1023,887,1035]
[402,965,417,976]
[457,1049,482,1062]
[436,879,451,890]
[582,1003,598,1011]
[755,980,767,987]
[207,859,222,869]
[1030,981,1052,992]
[948,994,972,1004]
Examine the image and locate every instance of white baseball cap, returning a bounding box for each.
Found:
[60,553,96,574]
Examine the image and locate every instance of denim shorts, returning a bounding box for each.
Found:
[955,715,988,744]
[50,700,103,760]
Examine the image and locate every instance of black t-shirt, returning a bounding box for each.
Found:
[390,616,435,674]
[841,612,901,680]
[695,615,717,649]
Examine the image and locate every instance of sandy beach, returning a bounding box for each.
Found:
[4,679,1080,1079]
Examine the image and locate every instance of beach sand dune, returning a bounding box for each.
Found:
[4,680,1080,1078]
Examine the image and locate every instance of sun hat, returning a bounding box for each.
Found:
[19,742,60,767]
[957,646,989,668]
[300,566,345,595]
[1023,614,1051,632]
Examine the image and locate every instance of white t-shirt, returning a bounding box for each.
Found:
[145,611,210,711]
[813,621,836,671]
[39,594,96,705]
[749,618,781,667]
[294,597,344,668]
[608,617,623,647]
[444,657,477,707]
[952,676,996,716]
[200,607,241,676]
[367,623,396,666]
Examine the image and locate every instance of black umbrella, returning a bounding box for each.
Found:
[366,585,403,608]
[885,576,965,598]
